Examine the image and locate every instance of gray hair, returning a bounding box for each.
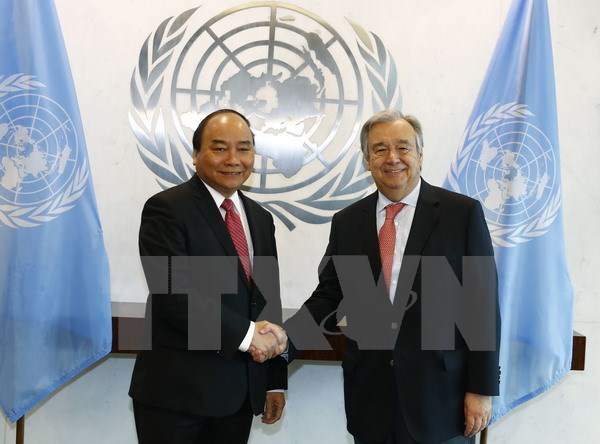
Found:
[359,109,424,159]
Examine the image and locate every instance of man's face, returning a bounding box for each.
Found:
[366,119,423,201]
[194,113,255,197]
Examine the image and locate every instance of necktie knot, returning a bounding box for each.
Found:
[221,198,235,213]
[385,202,405,220]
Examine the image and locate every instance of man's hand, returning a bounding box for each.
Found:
[262,392,285,424]
[248,321,287,363]
[463,392,492,438]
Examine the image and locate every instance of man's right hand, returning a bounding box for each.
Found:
[249,320,287,363]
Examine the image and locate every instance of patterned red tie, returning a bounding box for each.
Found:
[378,203,405,292]
[221,199,252,281]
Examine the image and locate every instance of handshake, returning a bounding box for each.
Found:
[248,320,288,363]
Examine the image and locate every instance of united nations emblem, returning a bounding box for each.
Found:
[446,103,561,247]
[0,74,88,228]
[130,2,402,229]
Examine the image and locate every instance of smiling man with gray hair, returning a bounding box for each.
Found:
[278,109,500,444]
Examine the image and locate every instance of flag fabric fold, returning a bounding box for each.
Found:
[0,0,111,422]
[444,0,573,423]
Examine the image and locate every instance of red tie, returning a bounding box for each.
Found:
[221,199,251,281]
[378,203,405,292]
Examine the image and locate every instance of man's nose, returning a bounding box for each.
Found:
[224,149,240,164]
[385,149,401,162]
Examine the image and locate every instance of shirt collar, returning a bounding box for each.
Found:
[200,177,244,213]
[376,178,421,214]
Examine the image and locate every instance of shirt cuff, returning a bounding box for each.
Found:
[238,321,255,352]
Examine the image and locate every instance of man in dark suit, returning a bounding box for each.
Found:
[129,109,288,444]
[277,110,500,443]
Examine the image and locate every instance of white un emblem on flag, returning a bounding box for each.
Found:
[0,74,88,228]
[447,103,562,247]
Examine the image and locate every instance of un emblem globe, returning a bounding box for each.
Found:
[462,120,556,228]
[170,2,363,193]
[0,93,78,206]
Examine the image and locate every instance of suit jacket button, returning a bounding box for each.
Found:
[251,300,257,306]
[391,322,399,330]
[389,359,394,367]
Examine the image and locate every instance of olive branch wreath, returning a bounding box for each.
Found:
[129,7,199,190]
[348,19,403,111]
[0,74,45,98]
[0,75,89,229]
[446,102,561,247]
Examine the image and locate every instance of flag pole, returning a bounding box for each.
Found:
[16,416,24,444]
[480,427,488,444]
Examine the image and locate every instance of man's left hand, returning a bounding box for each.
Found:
[463,392,492,437]
[262,392,285,424]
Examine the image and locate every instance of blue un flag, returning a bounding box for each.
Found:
[0,0,111,422]
[445,0,573,423]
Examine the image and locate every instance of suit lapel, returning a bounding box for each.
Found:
[404,180,440,256]
[190,175,239,258]
[239,192,263,291]
[359,192,383,282]
[390,180,440,315]
[191,177,254,289]
[240,192,262,254]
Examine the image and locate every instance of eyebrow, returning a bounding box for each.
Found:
[210,139,252,145]
[371,139,412,148]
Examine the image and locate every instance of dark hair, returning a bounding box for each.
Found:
[192,109,255,151]
[359,109,424,159]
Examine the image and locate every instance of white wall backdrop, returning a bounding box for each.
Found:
[43,0,600,319]
[1,0,599,443]
[8,0,588,313]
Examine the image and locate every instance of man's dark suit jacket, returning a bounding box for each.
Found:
[129,174,287,418]
[293,179,500,443]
